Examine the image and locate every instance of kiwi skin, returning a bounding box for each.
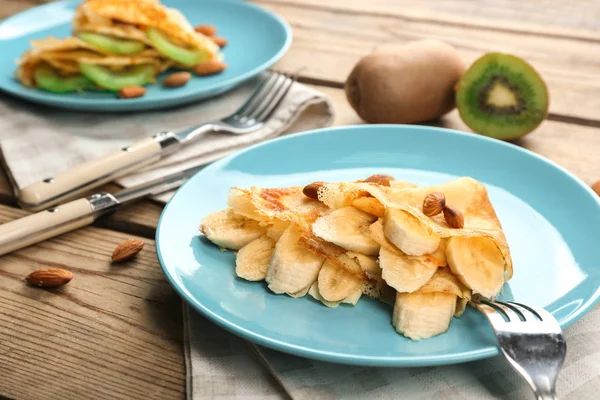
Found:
[345,40,466,124]
[455,53,549,141]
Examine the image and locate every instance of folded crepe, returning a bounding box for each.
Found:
[17,36,168,90]
[200,176,514,341]
[73,0,221,68]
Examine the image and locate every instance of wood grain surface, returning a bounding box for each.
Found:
[0,205,185,400]
[0,0,598,399]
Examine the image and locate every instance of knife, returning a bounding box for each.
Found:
[17,126,213,211]
[0,165,203,256]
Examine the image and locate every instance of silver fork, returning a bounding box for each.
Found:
[473,298,567,400]
[18,71,297,211]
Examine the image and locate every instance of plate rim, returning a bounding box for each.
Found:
[0,0,293,112]
[156,124,600,367]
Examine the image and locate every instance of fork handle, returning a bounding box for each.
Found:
[18,132,182,211]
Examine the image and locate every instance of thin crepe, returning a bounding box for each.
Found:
[73,0,220,65]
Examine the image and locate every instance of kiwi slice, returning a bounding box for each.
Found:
[79,63,155,91]
[455,53,549,140]
[77,32,146,55]
[147,28,207,66]
[34,64,94,93]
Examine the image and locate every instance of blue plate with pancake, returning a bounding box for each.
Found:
[0,0,291,111]
[156,125,600,366]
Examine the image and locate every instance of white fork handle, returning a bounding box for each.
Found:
[18,132,181,211]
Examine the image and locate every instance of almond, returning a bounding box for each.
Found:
[118,86,146,99]
[163,72,191,88]
[26,268,72,288]
[443,205,464,229]
[423,192,446,216]
[303,181,325,200]
[193,61,227,76]
[211,37,228,48]
[194,24,217,36]
[112,239,145,263]
[592,180,600,196]
[363,174,393,186]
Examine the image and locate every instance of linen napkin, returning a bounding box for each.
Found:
[185,302,600,400]
[0,74,333,201]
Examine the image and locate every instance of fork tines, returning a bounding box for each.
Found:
[233,71,297,123]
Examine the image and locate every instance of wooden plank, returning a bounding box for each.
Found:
[258,1,600,122]
[261,0,600,39]
[0,205,185,400]
[317,85,600,185]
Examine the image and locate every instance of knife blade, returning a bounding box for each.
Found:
[17,124,215,211]
[0,165,204,256]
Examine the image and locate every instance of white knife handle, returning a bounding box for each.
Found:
[0,198,97,256]
[18,132,182,211]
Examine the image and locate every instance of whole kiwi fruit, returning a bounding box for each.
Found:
[455,53,549,140]
[345,40,465,124]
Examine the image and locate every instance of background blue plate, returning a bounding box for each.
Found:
[157,125,600,367]
[0,0,291,111]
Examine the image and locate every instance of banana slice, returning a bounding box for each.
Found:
[417,267,467,298]
[392,292,457,340]
[200,209,266,250]
[289,285,311,298]
[446,236,505,298]
[351,196,385,218]
[379,247,439,293]
[455,297,469,317]
[346,251,380,279]
[312,207,380,255]
[383,208,440,256]
[318,255,363,302]
[309,281,362,307]
[266,224,325,295]
[235,235,276,281]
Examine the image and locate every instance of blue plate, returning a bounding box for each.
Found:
[0,0,291,111]
[157,125,600,367]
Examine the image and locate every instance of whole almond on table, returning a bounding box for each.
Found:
[112,239,145,263]
[363,174,393,186]
[211,37,228,48]
[193,61,227,76]
[26,268,72,288]
[303,181,325,200]
[118,86,146,99]
[194,24,217,36]
[443,205,464,229]
[163,71,191,88]
[423,192,446,216]
[591,180,600,196]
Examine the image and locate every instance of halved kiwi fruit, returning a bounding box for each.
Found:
[456,53,549,140]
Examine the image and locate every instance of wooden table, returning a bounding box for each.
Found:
[0,1,598,399]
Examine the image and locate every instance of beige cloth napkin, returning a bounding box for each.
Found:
[185,302,600,400]
[0,74,333,202]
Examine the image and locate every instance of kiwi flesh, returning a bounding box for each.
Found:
[455,53,549,140]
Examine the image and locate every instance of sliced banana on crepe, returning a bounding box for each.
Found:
[370,219,443,293]
[351,196,385,218]
[393,292,457,341]
[235,235,275,281]
[200,209,266,250]
[383,208,440,256]
[446,236,505,298]
[312,207,380,255]
[266,224,325,295]
[317,255,363,302]
[308,282,362,308]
